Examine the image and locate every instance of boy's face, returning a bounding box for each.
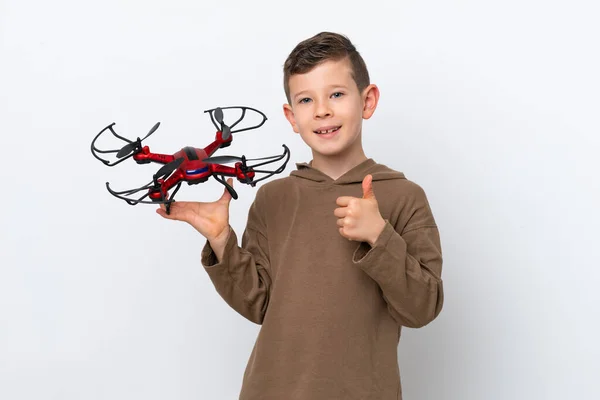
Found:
[283,58,378,161]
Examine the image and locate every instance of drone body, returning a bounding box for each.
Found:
[91,106,290,214]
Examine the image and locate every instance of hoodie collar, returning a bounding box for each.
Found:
[291,158,405,185]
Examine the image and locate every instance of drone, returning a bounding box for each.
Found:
[90,106,290,214]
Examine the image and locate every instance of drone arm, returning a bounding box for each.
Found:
[133,147,176,165]
[203,132,233,159]
[161,170,185,192]
[209,164,238,177]
[208,164,253,200]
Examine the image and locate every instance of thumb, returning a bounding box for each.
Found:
[362,174,375,200]
[156,202,183,220]
[219,178,234,203]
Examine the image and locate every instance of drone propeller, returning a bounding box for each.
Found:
[222,125,231,140]
[213,107,232,140]
[214,107,224,123]
[116,122,160,158]
[154,157,184,182]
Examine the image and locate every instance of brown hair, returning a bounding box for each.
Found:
[283,32,370,104]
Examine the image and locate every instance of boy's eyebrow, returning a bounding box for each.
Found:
[293,84,350,100]
[293,90,310,100]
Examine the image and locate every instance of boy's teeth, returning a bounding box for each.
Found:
[317,127,338,134]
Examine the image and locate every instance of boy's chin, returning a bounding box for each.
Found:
[309,145,356,159]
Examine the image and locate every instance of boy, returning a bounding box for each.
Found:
[157,32,443,400]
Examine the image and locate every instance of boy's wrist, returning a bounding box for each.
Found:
[210,225,231,244]
[208,226,231,263]
[367,218,386,246]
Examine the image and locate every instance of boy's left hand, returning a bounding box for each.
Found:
[334,174,386,245]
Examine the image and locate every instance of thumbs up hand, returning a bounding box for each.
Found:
[334,174,386,245]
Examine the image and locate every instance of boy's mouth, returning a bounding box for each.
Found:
[314,126,341,135]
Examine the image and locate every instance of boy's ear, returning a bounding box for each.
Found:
[362,84,380,120]
[283,103,300,133]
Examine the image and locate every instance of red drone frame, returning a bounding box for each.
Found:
[91,106,290,214]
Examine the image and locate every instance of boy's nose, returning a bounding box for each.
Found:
[314,101,332,119]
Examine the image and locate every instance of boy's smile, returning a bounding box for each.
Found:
[283,58,379,174]
[314,125,341,138]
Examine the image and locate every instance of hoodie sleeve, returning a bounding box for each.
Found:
[352,184,443,328]
[200,187,272,325]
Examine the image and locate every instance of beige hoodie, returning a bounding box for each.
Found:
[201,158,443,400]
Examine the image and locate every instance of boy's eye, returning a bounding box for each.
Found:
[331,92,344,98]
[299,98,311,104]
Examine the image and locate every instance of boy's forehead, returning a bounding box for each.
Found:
[288,58,356,95]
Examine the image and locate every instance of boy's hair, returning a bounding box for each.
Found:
[283,32,370,104]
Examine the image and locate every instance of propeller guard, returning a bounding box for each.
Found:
[203,106,268,135]
[91,122,159,167]
[242,144,291,187]
[105,178,183,215]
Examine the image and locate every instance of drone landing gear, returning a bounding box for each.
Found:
[105,158,184,215]
[213,174,238,199]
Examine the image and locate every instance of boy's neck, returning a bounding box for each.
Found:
[310,146,368,181]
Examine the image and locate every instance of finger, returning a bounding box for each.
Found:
[336,196,354,207]
[336,218,346,227]
[362,174,375,199]
[156,202,185,220]
[219,178,234,203]
[156,207,172,218]
[340,216,354,227]
[339,227,351,240]
[333,207,348,218]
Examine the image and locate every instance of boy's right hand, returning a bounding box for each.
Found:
[156,178,234,247]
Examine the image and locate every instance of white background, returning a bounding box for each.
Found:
[1,0,599,399]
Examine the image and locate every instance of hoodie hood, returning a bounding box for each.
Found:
[290,158,406,185]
